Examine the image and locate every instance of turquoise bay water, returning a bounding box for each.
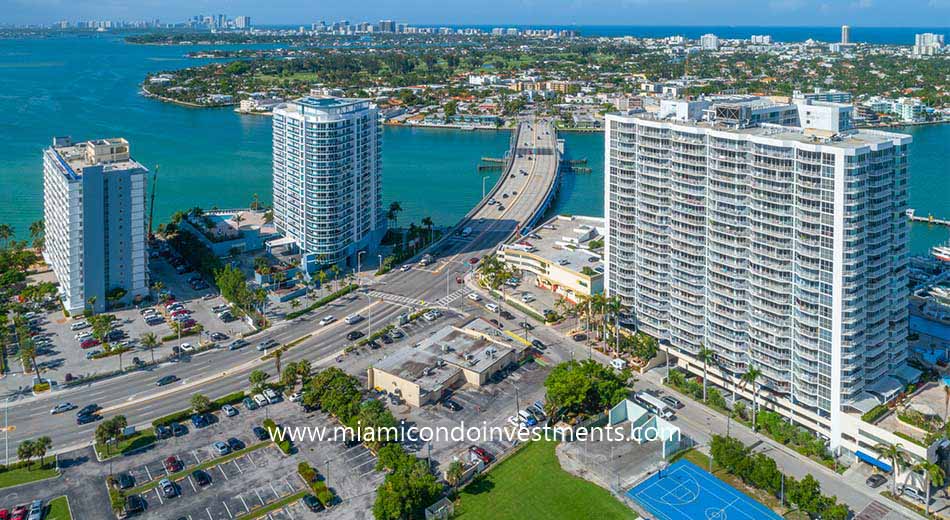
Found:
[0,34,946,254]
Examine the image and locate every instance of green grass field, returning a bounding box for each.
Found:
[454,441,636,520]
[0,462,59,489]
[45,496,72,520]
[95,431,157,460]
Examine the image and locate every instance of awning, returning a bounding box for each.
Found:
[856,450,893,473]
[867,376,903,403]
[848,392,882,414]
[895,364,923,385]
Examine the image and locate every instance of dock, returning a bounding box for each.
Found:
[906,209,950,227]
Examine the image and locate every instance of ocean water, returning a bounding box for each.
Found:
[0,33,946,255]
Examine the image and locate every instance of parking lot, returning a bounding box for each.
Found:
[3,254,253,393]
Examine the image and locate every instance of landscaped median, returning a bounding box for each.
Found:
[0,459,59,489]
[235,490,308,520]
[95,430,157,461]
[45,495,72,520]
[285,284,358,320]
[151,390,246,428]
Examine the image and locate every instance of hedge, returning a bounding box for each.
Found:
[152,391,246,427]
[298,461,334,506]
[161,328,199,342]
[861,404,890,423]
[285,284,358,320]
[263,418,292,455]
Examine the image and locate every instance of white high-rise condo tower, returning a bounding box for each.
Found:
[272,97,384,273]
[841,25,851,44]
[604,96,913,454]
[43,137,149,314]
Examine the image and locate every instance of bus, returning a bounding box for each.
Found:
[634,391,675,420]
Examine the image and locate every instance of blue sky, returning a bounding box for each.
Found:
[3,0,950,26]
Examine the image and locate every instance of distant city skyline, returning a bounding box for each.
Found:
[2,0,950,27]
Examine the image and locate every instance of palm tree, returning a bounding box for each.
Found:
[388,201,402,229]
[273,350,283,377]
[296,359,311,382]
[421,216,434,244]
[330,265,342,291]
[944,385,950,423]
[698,346,714,403]
[19,341,40,380]
[912,460,945,515]
[875,443,907,497]
[140,332,160,364]
[0,224,13,249]
[741,366,762,430]
[250,193,261,211]
[34,436,52,467]
[232,212,245,231]
[28,220,44,250]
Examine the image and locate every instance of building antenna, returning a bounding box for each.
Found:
[148,164,158,240]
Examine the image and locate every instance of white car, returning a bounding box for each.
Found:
[344,314,363,325]
[253,394,269,407]
[319,316,336,326]
[50,402,76,415]
[400,264,412,272]
[179,342,195,353]
[74,331,93,340]
[485,303,500,313]
[222,404,238,417]
[506,415,522,428]
[467,293,481,302]
[70,321,89,331]
[288,392,302,402]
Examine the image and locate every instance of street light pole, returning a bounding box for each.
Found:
[356,251,365,287]
[482,176,489,199]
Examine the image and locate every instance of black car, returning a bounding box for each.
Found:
[117,472,135,489]
[154,425,172,440]
[77,413,100,425]
[124,495,145,515]
[77,403,100,416]
[441,399,462,412]
[210,332,228,341]
[226,437,245,451]
[519,321,534,331]
[381,334,393,344]
[192,469,212,486]
[531,339,546,351]
[191,413,209,428]
[346,330,364,341]
[866,474,887,488]
[572,333,588,342]
[156,375,179,386]
[500,310,515,320]
[302,494,325,512]
[368,340,381,350]
[252,426,269,441]
[171,423,188,436]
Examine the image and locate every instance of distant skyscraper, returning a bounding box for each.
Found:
[700,33,719,50]
[43,137,149,314]
[913,33,944,56]
[234,16,250,29]
[605,97,911,452]
[841,25,851,44]
[272,97,384,272]
[378,20,396,33]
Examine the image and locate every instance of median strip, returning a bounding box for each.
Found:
[235,490,307,520]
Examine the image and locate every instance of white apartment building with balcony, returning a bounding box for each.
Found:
[604,97,914,456]
[43,137,148,314]
[272,97,384,273]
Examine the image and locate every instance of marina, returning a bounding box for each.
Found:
[907,208,950,227]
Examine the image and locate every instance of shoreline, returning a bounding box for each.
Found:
[140,85,237,109]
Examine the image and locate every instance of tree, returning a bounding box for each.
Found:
[281,363,299,390]
[446,460,465,493]
[372,457,442,520]
[741,366,762,431]
[28,220,44,250]
[191,393,212,413]
[0,224,13,249]
[140,332,159,364]
[273,350,283,376]
[544,360,629,418]
[296,359,312,382]
[18,341,40,380]
[912,460,945,516]
[33,436,51,466]
[787,474,823,516]
[249,369,268,394]
[874,442,907,496]
[387,201,403,230]
[17,440,34,468]
[698,346,714,403]
[421,216,434,244]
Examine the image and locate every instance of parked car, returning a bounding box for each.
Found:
[302,494,325,512]
[171,423,187,437]
[80,338,100,349]
[124,495,145,516]
[192,469,212,486]
[212,441,230,456]
[866,474,887,488]
[253,394,268,407]
[159,478,177,498]
[531,339,546,351]
[485,303,499,313]
[263,388,280,404]
[222,404,238,417]
[520,321,535,331]
[661,395,684,409]
[900,485,927,503]
[191,414,209,429]
[242,397,259,410]
[117,472,135,489]
[163,456,182,473]
[154,425,172,440]
[252,426,269,441]
[226,437,245,451]
[441,399,462,412]
[469,445,493,464]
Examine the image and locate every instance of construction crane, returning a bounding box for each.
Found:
[147,164,158,241]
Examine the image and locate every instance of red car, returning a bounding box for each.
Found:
[11,505,26,520]
[0,508,10,520]
[170,309,190,317]
[80,338,100,349]
[180,319,197,328]
[164,455,182,473]
[469,445,493,464]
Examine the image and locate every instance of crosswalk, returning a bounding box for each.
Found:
[434,287,471,307]
[366,290,426,307]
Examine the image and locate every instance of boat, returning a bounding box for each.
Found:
[933,244,950,263]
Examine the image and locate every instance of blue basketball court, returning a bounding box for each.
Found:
[626,459,782,520]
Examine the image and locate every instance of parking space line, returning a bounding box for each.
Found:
[153,488,164,505]
[269,482,281,499]
[218,465,230,480]
[144,465,153,481]
[193,450,202,465]
[223,500,233,518]
[282,478,294,494]
[231,459,244,474]
[255,489,265,506]
[188,475,198,492]
[205,507,213,520]
[285,506,295,520]
[354,458,377,472]
[239,494,250,513]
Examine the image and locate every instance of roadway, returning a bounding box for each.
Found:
[4,118,563,456]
